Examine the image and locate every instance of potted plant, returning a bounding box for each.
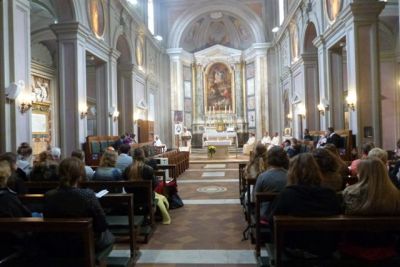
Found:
[208,145,216,159]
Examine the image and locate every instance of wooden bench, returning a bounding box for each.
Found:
[24,180,156,243]
[19,193,137,265]
[0,217,96,267]
[155,150,190,178]
[309,129,355,161]
[84,135,119,166]
[274,215,400,267]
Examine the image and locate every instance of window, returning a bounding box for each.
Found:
[279,0,285,25]
[147,0,154,34]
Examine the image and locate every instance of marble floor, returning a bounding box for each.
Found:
[111,157,260,266]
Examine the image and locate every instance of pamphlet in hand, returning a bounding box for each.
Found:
[95,189,109,198]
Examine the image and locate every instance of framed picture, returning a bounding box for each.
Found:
[184,81,191,98]
[32,113,48,134]
[248,110,256,128]
[246,78,255,96]
[174,110,183,123]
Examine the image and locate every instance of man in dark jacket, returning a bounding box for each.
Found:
[326,127,341,148]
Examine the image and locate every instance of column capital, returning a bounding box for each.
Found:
[50,22,90,40]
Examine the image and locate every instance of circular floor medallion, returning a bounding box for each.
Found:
[196,186,227,193]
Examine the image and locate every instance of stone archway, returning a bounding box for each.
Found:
[302,22,320,131]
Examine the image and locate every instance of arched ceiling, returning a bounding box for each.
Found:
[180,11,255,53]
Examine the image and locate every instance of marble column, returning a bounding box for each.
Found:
[0,0,31,152]
[51,22,89,157]
[234,62,243,122]
[301,53,320,130]
[109,49,120,135]
[314,36,329,131]
[194,62,204,125]
[344,0,385,147]
[167,48,185,148]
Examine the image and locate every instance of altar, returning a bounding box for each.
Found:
[204,140,231,159]
[202,128,238,148]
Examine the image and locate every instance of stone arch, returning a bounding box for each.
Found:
[115,33,133,65]
[303,22,318,53]
[168,0,265,48]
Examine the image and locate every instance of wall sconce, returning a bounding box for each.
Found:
[18,92,33,114]
[298,105,306,119]
[287,113,293,121]
[317,103,326,116]
[346,92,357,111]
[80,104,88,119]
[109,107,120,122]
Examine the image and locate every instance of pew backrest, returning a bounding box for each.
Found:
[0,217,95,267]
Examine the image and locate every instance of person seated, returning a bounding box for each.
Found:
[254,146,289,218]
[113,134,125,151]
[44,157,115,253]
[270,132,280,147]
[268,153,341,258]
[261,131,271,146]
[71,149,94,180]
[326,127,341,148]
[342,158,400,261]
[125,149,170,224]
[16,142,33,177]
[303,129,312,141]
[283,138,301,158]
[154,135,167,153]
[93,150,122,181]
[50,147,62,163]
[30,151,59,182]
[313,148,343,191]
[324,144,349,176]
[316,133,327,148]
[0,160,31,259]
[349,142,374,176]
[243,133,256,155]
[0,152,28,194]
[394,139,400,160]
[115,144,133,172]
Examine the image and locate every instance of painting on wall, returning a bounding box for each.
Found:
[290,22,299,61]
[248,110,256,128]
[246,78,255,96]
[87,0,105,38]
[204,62,234,112]
[135,35,144,67]
[184,81,191,98]
[325,0,342,22]
[32,76,50,103]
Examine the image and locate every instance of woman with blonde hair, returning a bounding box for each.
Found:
[93,150,122,181]
[245,143,268,180]
[342,157,400,261]
[343,157,400,215]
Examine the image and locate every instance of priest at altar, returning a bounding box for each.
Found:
[180,127,192,152]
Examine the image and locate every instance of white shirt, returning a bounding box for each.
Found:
[261,136,271,145]
[247,136,256,145]
[155,139,163,146]
[271,136,280,146]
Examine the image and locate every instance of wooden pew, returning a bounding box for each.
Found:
[273,215,400,267]
[24,180,156,244]
[0,217,96,267]
[19,193,137,264]
[238,162,247,202]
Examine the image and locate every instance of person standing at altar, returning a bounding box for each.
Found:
[181,127,192,153]
[243,133,256,155]
[261,131,271,147]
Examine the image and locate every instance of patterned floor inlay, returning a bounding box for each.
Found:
[196,185,227,193]
[203,164,227,169]
[201,172,225,177]
[179,179,238,183]
[183,199,240,204]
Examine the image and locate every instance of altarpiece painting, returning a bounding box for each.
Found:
[204,62,234,112]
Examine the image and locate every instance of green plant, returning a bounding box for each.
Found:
[208,145,216,156]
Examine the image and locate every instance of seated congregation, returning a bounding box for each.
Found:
[0,138,186,266]
[241,129,400,266]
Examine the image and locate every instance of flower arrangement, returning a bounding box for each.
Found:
[208,145,216,157]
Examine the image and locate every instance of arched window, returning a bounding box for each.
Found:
[147,0,154,34]
[279,0,285,25]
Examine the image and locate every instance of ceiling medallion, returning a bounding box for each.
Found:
[210,11,223,20]
[87,0,105,38]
